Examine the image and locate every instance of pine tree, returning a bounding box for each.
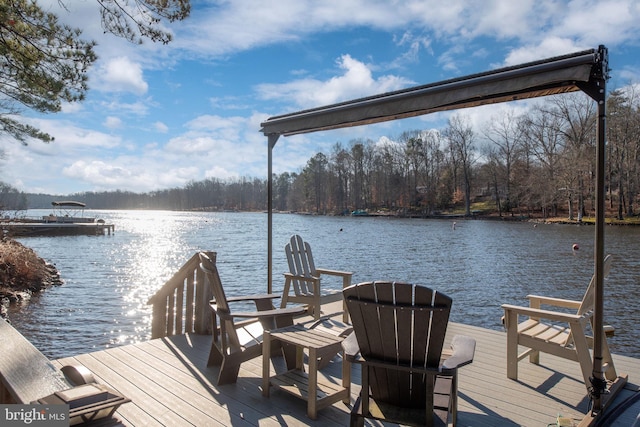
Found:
[0,0,190,144]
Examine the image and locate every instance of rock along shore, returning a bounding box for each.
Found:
[0,238,62,319]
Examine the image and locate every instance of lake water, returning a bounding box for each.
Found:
[6,210,640,360]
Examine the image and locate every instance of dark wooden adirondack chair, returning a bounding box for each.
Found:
[199,252,305,385]
[282,234,353,320]
[343,281,476,427]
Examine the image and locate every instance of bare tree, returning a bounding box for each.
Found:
[608,87,640,218]
[444,114,476,216]
[521,105,565,217]
[400,130,423,209]
[372,139,402,209]
[547,93,596,220]
[483,110,524,215]
[417,129,444,215]
[350,142,367,210]
[302,153,328,213]
[330,142,350,214]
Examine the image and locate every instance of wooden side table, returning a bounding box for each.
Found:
[262,324,351,419]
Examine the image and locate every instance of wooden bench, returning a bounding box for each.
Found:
[0,318,129,423]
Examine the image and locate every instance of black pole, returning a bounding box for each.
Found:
[267,134,279,294]
[590,45,609,414]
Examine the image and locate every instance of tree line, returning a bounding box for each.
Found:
[269,89,639,219]
[3,90,639,219]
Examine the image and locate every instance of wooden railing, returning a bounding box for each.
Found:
[147,251,215,339]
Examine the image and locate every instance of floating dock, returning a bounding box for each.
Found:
[0,200,115,236]
[0,221,115,237]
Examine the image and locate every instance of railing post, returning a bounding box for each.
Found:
[167,289,175,336]
[186,270,195,333]
[194,252,214,335]
[151,298,167,339]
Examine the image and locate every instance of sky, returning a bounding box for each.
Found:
[3,0,640,195]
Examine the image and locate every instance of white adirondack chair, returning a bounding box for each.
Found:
[502,255,618,392]
[281,234,352,321]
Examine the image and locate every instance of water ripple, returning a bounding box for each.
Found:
[7,210,640,360]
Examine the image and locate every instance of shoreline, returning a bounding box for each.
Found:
[0,211,633,318]
[0,238,62,319]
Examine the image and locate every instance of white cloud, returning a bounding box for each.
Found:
[165,135,225,155]
[255,54,413,108]
[41,0,640,73]
[618,67,640,85]
[154,122,169,133]
[185,115,246,133]
[61,158,201,192]
[390,32,433,68]
[60,102,84,114]
[172,1,476,59]
[503,37,586,66]
[92,57,149,95]
[63,160,133,183]
[103,116,123,129]
[559,0,640,45]
[99,99,150,117]
[23,118,122,151]
[438,45,467,73]
[204,166,238,180]
[169,0,640,78]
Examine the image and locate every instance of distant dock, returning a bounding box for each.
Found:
[0,200,115,237]
[0,220,115,237]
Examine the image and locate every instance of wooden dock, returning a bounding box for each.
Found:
[51,299,640,427]
[0,221,115,236]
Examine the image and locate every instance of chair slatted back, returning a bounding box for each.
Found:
[344,281,452,408]
[199,252,240,351]
[285,234,318,295]
[564,254,613,346]
[576,254,612,317]
[199,252,229,314]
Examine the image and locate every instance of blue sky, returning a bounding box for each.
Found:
[4,0,640,195]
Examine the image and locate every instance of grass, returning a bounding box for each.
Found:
[445,201,640,225]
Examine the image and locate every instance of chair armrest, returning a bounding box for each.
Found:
[341,332,360,361]
[342,331,471,376]
[212,293,282,312]
[441,335,475,371]
[302,313,353,337]
[502,304,587,323]
[315,268,352,278]
[526,294,581,309]
[219,293,281,303]
[283,273,320,283]
[223,306,306,319]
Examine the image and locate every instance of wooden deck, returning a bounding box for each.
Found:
[52,299,640,426]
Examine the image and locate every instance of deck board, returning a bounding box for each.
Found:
[52,300,640,426]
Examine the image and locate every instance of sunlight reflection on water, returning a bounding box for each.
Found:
[7,210,640,360]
